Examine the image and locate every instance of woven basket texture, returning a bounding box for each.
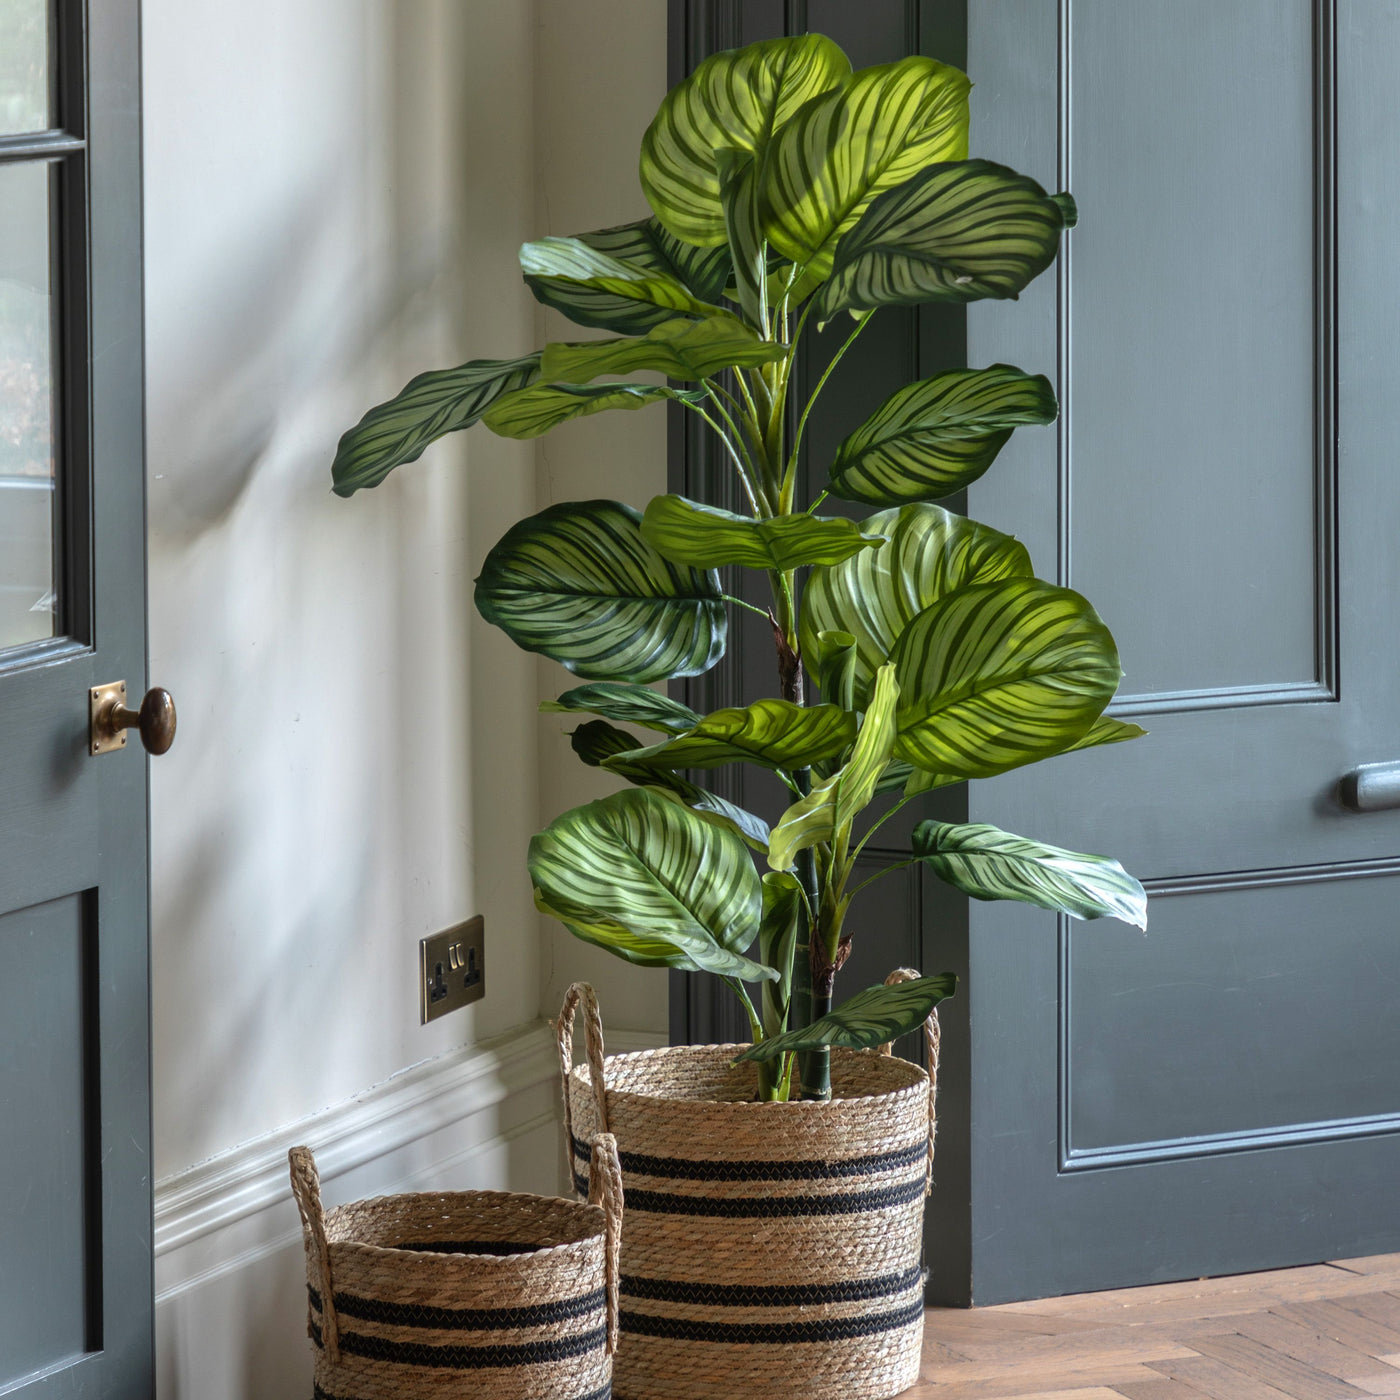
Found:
[557,977,937,1400]
[289,1141,622,1400]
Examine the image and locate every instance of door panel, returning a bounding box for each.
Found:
[1066,0,1320,702]
[0,894,96,1385]
[0,0,154,1392]
[964,0,1400,1300]
[1067,868,1400,1153]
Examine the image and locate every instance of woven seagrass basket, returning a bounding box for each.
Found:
[288,1139,623,1400]
[557,971,939,1400]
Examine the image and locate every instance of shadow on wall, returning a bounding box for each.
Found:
[149,1,545,1396]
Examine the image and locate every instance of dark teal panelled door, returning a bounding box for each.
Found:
[964,0,1400,1302]
[669,0,1400,1305]
[0,0,155,1392]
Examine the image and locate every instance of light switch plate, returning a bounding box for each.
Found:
[420,916,485,1024]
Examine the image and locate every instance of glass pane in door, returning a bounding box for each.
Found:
[0,0,50,134]
[0,161,57,649]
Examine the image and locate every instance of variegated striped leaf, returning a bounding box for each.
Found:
[474,500,726,682]
[810,629,857,711]
[482,382,703,440]
[759,872,804,1038]
[540,317,786,385]
[565,720,769,850]
[520,236,728,336]
[528,789,774,979]
[759,57,971,275]
[641,34,852,247]
[829,365,1058,506]
[893,716,1141,794]
[541,682,702,735]
[733,973,956,1062]
[1064,714,1148,754]
[605,699,856,774]
[820,160,1074,317]
[800,503,1033,709]
[331,354,540,497]
[642,494,885,571]
[768,665,899,872]
[891,578,1122,780]
[717,148,768,327]
[522,218,729,333]
[913,820,1147,928]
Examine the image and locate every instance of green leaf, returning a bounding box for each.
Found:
[891,578,1122,781]
[829,365,1058,507]
[482,382,703,440]
[521,218,730,334]
[1050,192,1079,228]
[520,236,729,338]
[820,160,1075,318]
[913,820,1147,928]
[733,974,956,1062]
[759,56,971,275]
[800,503,1033,709]
[605,698,856,773]
[717,148,768,328]
[1063,714,1148,754]
[474,499,726,682]
[811,630,857,711]
[540,317,786,385]
[759,872,804,1039]
[641,34,852,247]
[331,354,540,497]
[768,664,900,871]
[542,682,702,735]
[642,494,886,571]
[565,720,770,851]
[529,788,774,980]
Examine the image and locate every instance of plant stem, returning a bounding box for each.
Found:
[786,312,869,482]
[722,592,772,620]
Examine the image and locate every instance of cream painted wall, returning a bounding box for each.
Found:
[145,0,667,1182]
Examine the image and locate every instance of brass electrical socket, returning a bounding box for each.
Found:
[420,916,485,1024]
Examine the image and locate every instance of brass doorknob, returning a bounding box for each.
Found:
[90,681,177,756]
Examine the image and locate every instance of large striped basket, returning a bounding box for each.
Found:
[288,1140,623,1400]
[557,973,939,1400]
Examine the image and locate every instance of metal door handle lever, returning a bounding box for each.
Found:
[1339,762,1400,813]
[90,681,177,756]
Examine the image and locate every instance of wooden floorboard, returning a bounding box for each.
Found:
[910,1257,1400,1400]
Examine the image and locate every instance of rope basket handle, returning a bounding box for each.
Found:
[588,1132,625,1355]
[288,1146,340,1363]
[554,982,610,1163]
[878,968,941,1196]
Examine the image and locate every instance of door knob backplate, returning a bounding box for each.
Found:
[90,681,178,756]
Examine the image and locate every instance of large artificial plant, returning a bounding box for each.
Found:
[334,35,1147,1102]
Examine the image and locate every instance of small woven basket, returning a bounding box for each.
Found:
[288,1139,623,1400]
[557,971,939,1400]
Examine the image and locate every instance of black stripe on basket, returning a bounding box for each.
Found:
[571,1135,925,1183]
[619,1263,924,1308]
[309,1319,607,1368]
[571,1172,926,1218]
[307,1283,606,1331]
[315,1384,610,1400]
[620,1293,926,1344]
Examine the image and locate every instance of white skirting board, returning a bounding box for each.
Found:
[154,1020,665,1400]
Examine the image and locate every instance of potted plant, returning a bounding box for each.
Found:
[333,33,1146,1400]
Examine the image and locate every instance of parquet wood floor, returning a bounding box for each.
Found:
[911,1254,1400,1399]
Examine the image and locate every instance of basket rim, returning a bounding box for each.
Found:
[570,1042,928,1111]
[322,1188,607,1263]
